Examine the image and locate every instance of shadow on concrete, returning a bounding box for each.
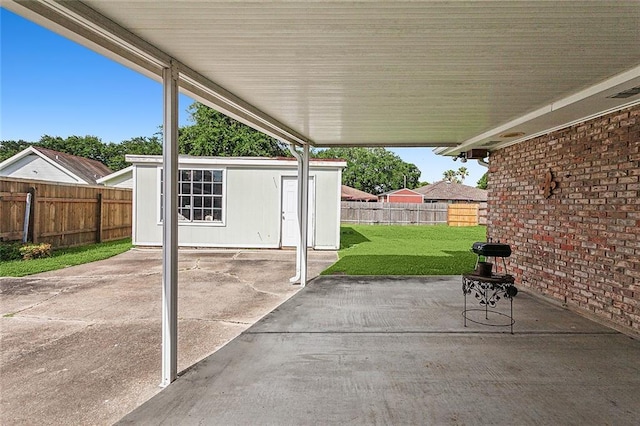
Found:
[118,275,640,426]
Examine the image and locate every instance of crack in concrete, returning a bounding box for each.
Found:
[180,317,252,326]
[242,281,288,298]
[5,284,83,316]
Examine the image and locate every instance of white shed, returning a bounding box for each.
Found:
[126,155,346,250]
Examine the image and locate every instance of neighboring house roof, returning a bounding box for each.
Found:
[378,188,422,200]
[378,188,423,197]
[341,185,377,202]
[96,166,133,188]
[414,181,487,202]
[0,146,113,185]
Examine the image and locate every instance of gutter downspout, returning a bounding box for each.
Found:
[477,152,490,168]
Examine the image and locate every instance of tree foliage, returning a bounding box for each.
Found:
[477,172,488,189]
[0,140,32,162]
[178,102,289,157]
[0,101,292,171]
[104,136,163,171]
[442,167,469,184]
[314,147,421,195]
[0,135,162,172]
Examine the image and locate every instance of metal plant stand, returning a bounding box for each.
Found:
[462,273,517,334]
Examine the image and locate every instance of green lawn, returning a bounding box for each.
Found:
[321,225,486,276]
[0,238,133,277]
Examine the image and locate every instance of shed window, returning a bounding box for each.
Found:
[160,168,224,222]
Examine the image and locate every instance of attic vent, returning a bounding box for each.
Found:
[608,86,640,99]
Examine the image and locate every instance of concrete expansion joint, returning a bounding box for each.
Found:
[13,314,93,325]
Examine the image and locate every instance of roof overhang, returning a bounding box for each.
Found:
[5,0,640,156]
[125,155,347,169]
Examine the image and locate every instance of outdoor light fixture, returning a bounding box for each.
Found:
[454,149,490,162]
[453,152,467,163]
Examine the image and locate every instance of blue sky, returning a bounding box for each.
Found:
[0,8,485,185]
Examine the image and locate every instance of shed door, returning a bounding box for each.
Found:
[281,176,314,247]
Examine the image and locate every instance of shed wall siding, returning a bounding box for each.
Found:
[0,155,81,184]
[488,104,640,335]
[133,163,341,249]
[312,169,341,249]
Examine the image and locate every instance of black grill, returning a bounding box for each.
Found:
[471,242,512,258]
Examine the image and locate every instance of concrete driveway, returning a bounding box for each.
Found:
[0,248,337,425]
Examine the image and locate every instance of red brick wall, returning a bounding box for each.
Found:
[488,105,640,335]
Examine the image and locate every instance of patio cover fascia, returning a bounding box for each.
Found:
[6,1,640,154]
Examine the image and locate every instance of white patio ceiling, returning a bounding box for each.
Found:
[6,0,640,156]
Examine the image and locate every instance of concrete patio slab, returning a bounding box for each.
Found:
[118,276,640,426]
[0,248,336,425]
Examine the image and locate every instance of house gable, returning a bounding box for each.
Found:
[0,146,113,185]
[0,152,83,184]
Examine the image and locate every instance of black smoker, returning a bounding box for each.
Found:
[471,241,512,277]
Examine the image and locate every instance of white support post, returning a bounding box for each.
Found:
[161,60,179,387]
[300,144,310,286]
[287,143,302,284]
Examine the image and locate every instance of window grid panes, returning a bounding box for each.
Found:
[160,168,223,222]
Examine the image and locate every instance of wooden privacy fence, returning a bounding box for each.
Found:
[0,177,132,248]
[341,201,486,226]
[341,201,449,225]
[447,203,478,226]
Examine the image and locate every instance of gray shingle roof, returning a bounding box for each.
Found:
[414,181,487,201]
[33,147,113,185]
[341,185,377,201]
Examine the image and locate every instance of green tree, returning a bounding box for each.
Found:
[477,172,488,189]
[104,136,163,171]
[442,167,469,184]
[38,135,107,163]
[178,102,289,157]
[457,166,469,183]
[314,147,421,195]
[443,169,461,183]
[0,140,32,162]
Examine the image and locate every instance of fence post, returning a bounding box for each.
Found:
[97,193,103,243]
[30,187,39,243]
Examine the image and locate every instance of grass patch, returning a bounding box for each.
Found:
[0,238,132,277]
[322,225,486,276]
